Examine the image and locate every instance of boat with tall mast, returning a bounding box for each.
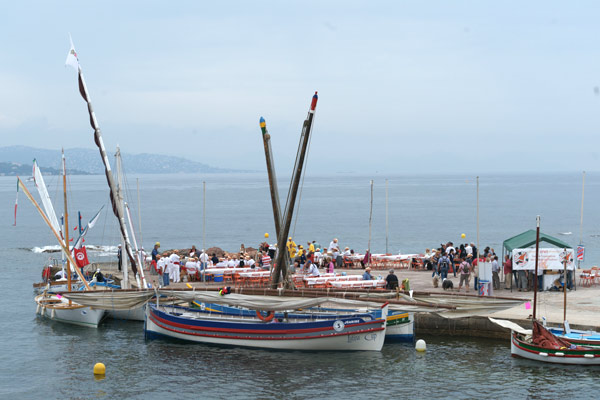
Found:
[491,216,600,364]
[26,152,106,328]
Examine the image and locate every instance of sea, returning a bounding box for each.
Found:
[2,172,600,399]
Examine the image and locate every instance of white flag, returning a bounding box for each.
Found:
[65,36,79,71]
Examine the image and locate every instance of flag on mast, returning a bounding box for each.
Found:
[65,36,80,71]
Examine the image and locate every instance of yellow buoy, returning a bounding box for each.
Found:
[415,339,427,352]
[264,233,269,238]
[461,233,466,239]
[93,362,106,376]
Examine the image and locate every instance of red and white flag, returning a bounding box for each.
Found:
[65,36,80,71]
[74,246,90,268]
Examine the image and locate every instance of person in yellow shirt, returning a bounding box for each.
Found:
[297,245,304,257]
[308,242,315,253]
[287,237,297,259]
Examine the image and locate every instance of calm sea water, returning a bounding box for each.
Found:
[2,172,600,399]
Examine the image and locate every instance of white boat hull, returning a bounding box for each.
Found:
[510,331,600,365]
[386,312,414,342]
[35,294,105,328]
[107,304,146,321]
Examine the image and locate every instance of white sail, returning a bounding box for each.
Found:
[32,159,62,240]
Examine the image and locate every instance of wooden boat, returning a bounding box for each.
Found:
[190,300,413,343]
[145,301,388,351]
[385,311,414,342]
[510,320,600,365]
[35,293,105,328]
[547,326,600,347]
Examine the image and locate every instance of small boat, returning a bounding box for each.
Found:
[190,300,413,343]
[145,295,388,351]
[35,293,105,328]
[385,311,414,342]
[547,326,600,347]
[510,320,600,365]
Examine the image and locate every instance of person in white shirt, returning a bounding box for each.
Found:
[169,253,181,283]
[342,247,351,257]
[226,257,236,268]
[465,243,473,256]
[199,250,209,271]
[156,256,168,286]
[185,258,199,275]
[246,256,256,269]
[328,238,338,252]
[138,247,147,270]
[314,249,322,267]
[306,260,320,276]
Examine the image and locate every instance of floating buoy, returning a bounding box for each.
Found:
[461,233,466,239]
[93,362,106,376]
[415,339,427,352]
[50,308,56,319]
[264,233,269,238]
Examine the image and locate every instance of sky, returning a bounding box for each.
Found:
[2,1,600,175]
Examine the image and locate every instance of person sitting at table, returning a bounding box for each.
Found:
[306,260,320,276]
[211,253,219,265]
[246,255,256,269]
[385,269,399,289]
[363,267,373,280]
[290,260,299,274]
[326,257,335,274]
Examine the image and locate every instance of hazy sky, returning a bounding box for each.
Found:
[2,1,600,175]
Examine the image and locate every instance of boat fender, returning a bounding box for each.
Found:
[42,306,46,316]
[36,304,40,315]
[51,308,56,319]
[256,310,275,322]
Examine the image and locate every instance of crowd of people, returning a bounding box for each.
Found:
[426,241,500,293]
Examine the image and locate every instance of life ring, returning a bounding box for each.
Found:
[256,310,275,322]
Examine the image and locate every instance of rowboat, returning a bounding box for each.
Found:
[510,320,600,365]
[35,293,106,328]
[385,311,414,342]
[145,293,388,351]
[547,326,600,347]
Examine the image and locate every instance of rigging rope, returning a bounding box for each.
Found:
[291,114,315,239]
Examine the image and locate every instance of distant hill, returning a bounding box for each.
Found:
[0,146,244,174]
[0,161,90,176]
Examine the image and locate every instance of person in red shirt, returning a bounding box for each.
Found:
[503,255,512,289]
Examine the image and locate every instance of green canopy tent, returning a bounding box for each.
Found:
[503,229,572,254]
[502,229,572,291]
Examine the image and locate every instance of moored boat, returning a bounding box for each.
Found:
[145,294,388,351]
[34,293,105,328]
[510,320,600,365]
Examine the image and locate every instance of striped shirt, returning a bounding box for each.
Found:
[261,255,271,269]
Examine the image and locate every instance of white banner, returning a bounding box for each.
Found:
[512,248,575,271]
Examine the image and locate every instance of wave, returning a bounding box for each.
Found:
[30,244,118,257]
[558,232,572,235]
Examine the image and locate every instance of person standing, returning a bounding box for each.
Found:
[503,255,512,289]
[438,252,451,280]
[261,251,271,271]
[117,244,122,272]
[169,253,181,283]
[199,249,209,272]
[328,238,339,252]
[491,255,500,290]
[457,258,471,292]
